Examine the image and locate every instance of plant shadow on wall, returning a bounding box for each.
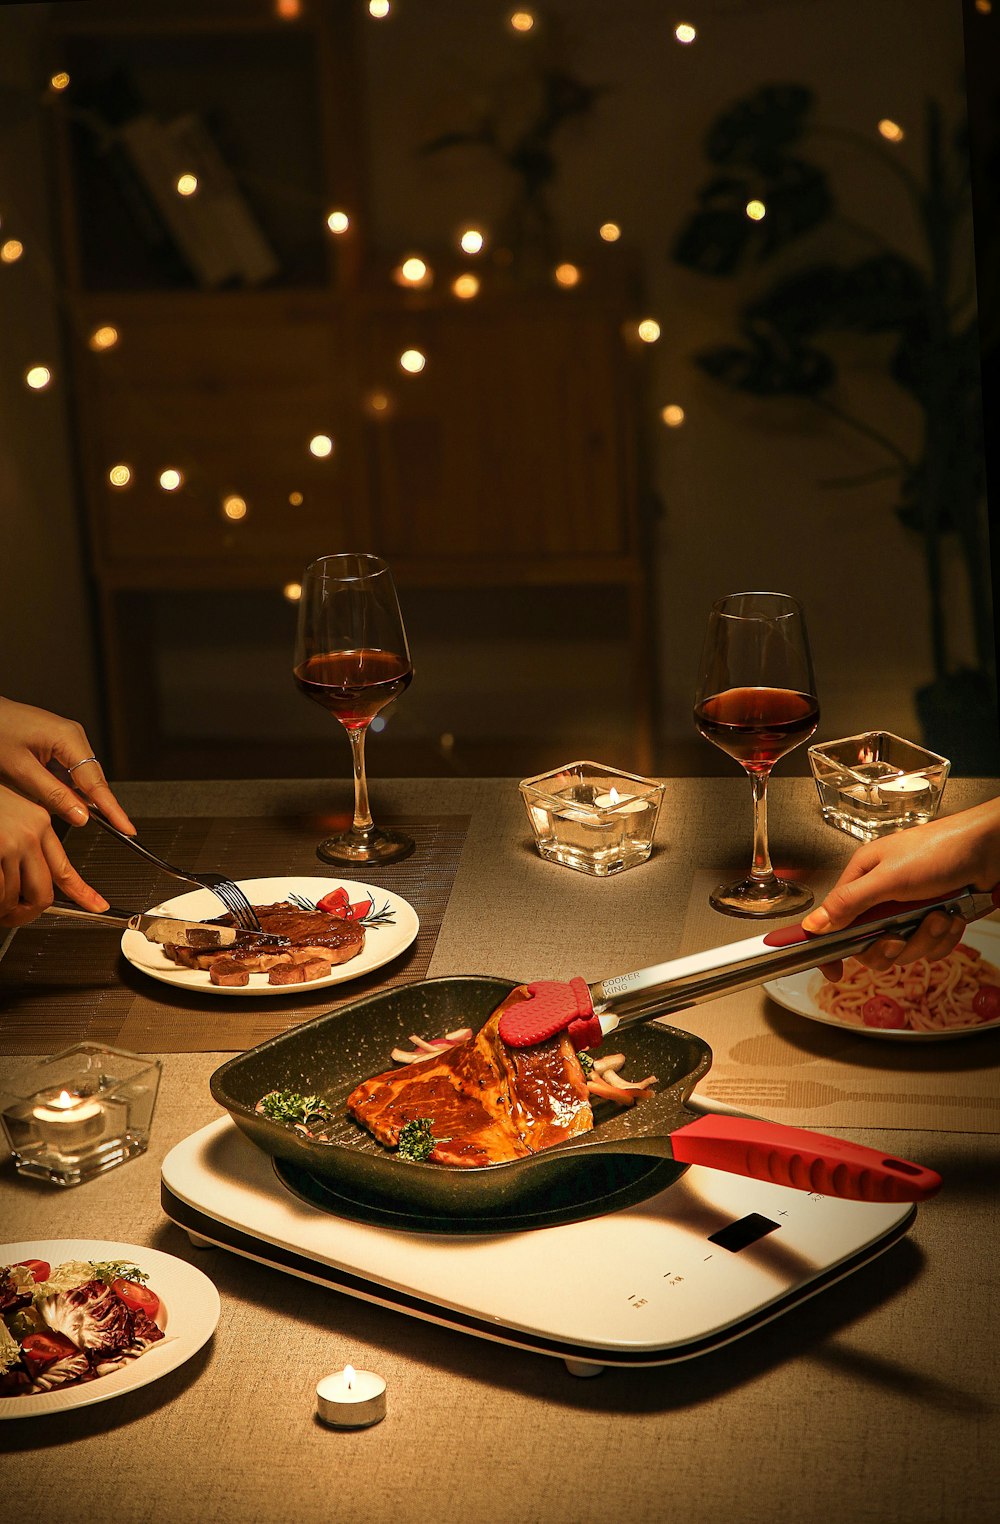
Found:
[672,85,998,773]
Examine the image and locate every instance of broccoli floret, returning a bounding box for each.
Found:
[577,1050,595,1078]
[258,1090,334,1129]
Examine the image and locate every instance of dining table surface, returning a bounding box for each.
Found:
[1,772,998,1524]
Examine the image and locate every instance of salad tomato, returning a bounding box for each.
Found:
[20,1331,77,1377]
[15,1260,50,1282]
[111,1277,160,1320]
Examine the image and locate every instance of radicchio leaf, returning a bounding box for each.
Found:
[40,1279,134,1358]
[0,1267,32,1316]
[30,1351,92,1392]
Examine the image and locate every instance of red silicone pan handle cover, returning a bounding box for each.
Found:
[669,1114,941,1203]
[498,978,594,1046]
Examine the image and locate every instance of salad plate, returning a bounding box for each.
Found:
[121,876,420,997]
[0,1239,220,1419]
[763,919,1000,1042]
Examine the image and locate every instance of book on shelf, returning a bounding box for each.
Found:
[118,112,280,288]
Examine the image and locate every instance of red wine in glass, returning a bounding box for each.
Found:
[695,594,819,917]
[295,554,415,865]
[694,687,820,772]
[294,649,413,731]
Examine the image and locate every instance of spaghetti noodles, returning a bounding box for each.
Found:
[815,943,1000,1033]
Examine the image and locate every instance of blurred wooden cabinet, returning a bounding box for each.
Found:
[49,2,654,776]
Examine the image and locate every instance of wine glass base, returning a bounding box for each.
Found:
[316,828,415,866]
[709,876,814,919]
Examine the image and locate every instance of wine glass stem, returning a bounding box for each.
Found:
[347,727,374,834]
[749,769,776,883]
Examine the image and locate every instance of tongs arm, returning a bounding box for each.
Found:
[499,885,1000,1048]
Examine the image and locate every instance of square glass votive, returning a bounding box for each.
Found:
[520,760,665,877]
[0,1043,162,1187]
[808,731,950,841]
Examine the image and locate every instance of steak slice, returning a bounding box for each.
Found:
[162,900,364,982]
[347,996,593,1168]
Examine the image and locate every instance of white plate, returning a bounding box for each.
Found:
[0,1239,220,1419]
[121,876,420,997]
[763,919,1000,1041]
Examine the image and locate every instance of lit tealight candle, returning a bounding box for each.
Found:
[32,1089,104,1148]
[592,788,647,815]
[316,1365,387,1428]
[878,774,930,802]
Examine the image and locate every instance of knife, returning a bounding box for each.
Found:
[43,902,290,950]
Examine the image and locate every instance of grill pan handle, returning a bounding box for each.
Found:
[668,1114,941,1203]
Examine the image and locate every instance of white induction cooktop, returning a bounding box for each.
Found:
[161,1117,915,1373]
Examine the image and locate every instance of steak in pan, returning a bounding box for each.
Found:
[348,1008,593,1166]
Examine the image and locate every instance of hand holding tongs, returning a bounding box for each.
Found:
[499,885,1000,1048]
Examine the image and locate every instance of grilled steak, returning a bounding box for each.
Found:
[347,994,593,1167]
[164,900,365,984]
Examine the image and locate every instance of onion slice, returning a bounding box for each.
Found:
[602,1067,657,1091]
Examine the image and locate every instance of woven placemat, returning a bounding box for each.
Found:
[0,813,469,1055]
[671,867,1000,1133]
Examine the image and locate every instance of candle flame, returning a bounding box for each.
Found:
[55,1090,76,1110]
[344,1364,355,1389]
[608,787,621,805]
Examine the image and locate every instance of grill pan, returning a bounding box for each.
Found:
[211,976,939,1218]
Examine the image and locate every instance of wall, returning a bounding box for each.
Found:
[0,3,103,739]
[360,0,982,759]
[0,0,989,776]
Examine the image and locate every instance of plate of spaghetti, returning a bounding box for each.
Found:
[763,918,1000,1040]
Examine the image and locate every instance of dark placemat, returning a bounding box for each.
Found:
[0,813,470,1055]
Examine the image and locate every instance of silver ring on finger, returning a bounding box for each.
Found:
[67,755,99,773]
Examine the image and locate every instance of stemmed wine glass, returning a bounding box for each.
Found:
[294,552,415,865]
[694,591,819,917]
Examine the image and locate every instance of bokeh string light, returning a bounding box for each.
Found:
[0,13,752,600]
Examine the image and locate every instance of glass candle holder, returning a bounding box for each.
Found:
[0,1043,162,1187]
[520,761,665,876]
[808,731,950,841]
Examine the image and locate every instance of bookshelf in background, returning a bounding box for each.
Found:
[46,0,655,778]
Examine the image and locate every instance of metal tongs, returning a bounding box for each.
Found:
[499,885,1000,1048]
[43,902,289,950]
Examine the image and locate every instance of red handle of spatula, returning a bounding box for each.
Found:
[669,1114,941,1203]
[762,885,1000,949]
[498,978,599,1047]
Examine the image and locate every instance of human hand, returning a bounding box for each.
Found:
[0,783,110,927]
[802,798,1000,980]
[0,696,135,834]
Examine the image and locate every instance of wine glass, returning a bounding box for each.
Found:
[694,591,819,917]
[294,552,415,865]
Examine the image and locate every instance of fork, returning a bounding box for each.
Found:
[85,802,263,932]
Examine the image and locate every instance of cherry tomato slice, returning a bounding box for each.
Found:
[347,898,373,921]
[862,995,908,1029]
[20,1331,78,1376]
[316,887,351,917]
[15,1259,50,1282]
[972,984,1000,1023]
[111,1277,160,1321]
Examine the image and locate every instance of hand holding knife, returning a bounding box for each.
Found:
[43,902,289,950]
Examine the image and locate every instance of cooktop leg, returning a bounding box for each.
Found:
[564,1358,604,1378]
[185,1230,216,1249]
